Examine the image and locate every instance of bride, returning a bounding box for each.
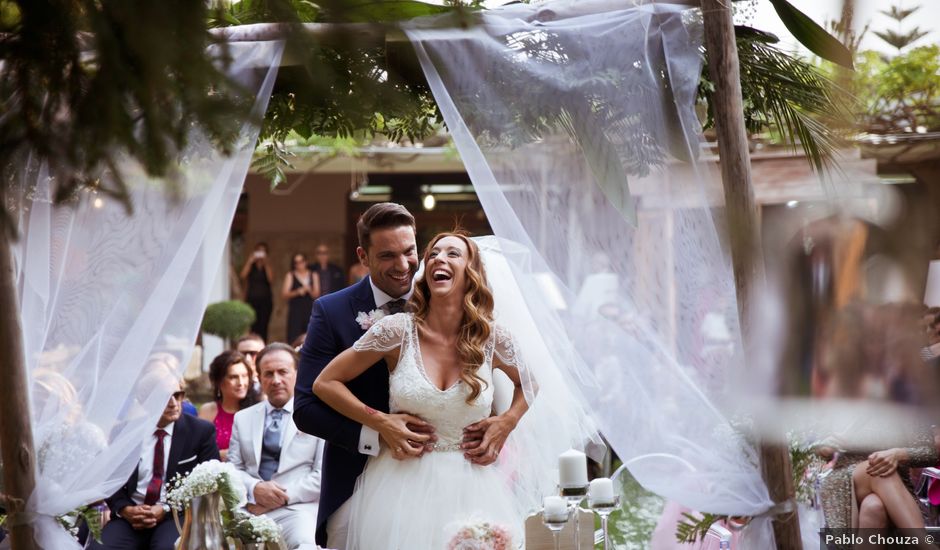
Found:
[313,231,533,548]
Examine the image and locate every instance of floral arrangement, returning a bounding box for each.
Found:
[227,510,282,545]
[356,309,385,330]
[56,504,106,543]
[446,519,514,550]
[165,459,246,515]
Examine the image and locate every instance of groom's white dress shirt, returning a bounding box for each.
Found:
[228,398,324,550]
[356,278,414,457]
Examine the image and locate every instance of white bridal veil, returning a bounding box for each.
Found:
[475,236,604,515]
[5,41,283,548]
[406,0,778,543]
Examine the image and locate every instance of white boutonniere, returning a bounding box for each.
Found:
[356,309,386,331]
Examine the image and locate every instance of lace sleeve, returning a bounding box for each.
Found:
[352,313,408,353]
[493,324,525,370]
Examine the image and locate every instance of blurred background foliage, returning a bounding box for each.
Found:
[0,0,865,228]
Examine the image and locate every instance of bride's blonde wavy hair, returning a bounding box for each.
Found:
[410,231,494,404]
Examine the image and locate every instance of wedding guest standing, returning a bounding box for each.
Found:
[199,350,259,460]
[310,244,345,297]
[283,252,320,344]
[90,381,219,550]
[241,242,274,340]
[229,343,324,550]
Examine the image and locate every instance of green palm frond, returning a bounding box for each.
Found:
[676,512,725,544]
[701,33,851,172]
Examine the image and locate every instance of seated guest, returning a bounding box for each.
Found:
[90,382,219,550]
[228,343,324,550]
[200,350,260,460]
[236,333,266,391]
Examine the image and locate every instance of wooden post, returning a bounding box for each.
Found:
[0,208,38,550]
[700,1,803,549]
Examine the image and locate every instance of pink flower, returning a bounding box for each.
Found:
[447,521,514,550]
[355,309,386,330]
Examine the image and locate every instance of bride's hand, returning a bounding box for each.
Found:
[379,413,434,460]
[462,414,517,466]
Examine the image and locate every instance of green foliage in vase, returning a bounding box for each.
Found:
[202,301,256,341]
[54,505,104,543]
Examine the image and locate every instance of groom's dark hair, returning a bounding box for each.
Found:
[357,202,416,251]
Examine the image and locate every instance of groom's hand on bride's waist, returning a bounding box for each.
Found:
[377,412,437,460]
[461,414,518,466]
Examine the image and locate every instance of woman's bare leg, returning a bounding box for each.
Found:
[857,494,890,550]
[854,461,933,549]
[854,461,924,528]
[858,493,889,529]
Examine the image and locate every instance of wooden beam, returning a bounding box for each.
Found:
[700,1,803,549]
[0,207,37,550]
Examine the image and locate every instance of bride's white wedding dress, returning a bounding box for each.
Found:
[345,312,526,549]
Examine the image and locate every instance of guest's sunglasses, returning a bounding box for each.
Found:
[242,350,259,359]
[171,390,186,401]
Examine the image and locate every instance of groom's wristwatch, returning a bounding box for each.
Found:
[162,503,171,516]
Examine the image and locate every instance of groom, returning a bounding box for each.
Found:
[293,202,435,548]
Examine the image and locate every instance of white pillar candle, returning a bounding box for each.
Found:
[926,260,940,307]
[589,478,615,503]
[558,449,588,488]
[543,495,567,519]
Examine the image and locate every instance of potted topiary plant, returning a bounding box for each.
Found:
[201,301,256,344]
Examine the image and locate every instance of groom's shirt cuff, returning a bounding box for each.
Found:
[359,425,380,456]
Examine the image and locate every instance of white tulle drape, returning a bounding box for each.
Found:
[406,0,776,543]
[5,40,283,549]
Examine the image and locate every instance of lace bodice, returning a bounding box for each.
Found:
[353,313,522,449]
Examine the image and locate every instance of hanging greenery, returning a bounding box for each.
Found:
[0,0,854,227]
[0,0,252,234]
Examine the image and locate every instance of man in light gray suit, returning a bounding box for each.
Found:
[228,343,324,550]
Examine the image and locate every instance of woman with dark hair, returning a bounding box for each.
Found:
[199,350,259,460]
[282,251,320,344]
[240,242,274,340]
[314,232,532,548]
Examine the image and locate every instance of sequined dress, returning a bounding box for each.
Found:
[345,313,525,550]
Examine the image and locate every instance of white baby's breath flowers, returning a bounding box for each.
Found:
[165,459,246,512]
[246,514,281,543]
[228,510,283,544]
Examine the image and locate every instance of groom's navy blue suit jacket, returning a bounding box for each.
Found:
[293,276,391,546]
